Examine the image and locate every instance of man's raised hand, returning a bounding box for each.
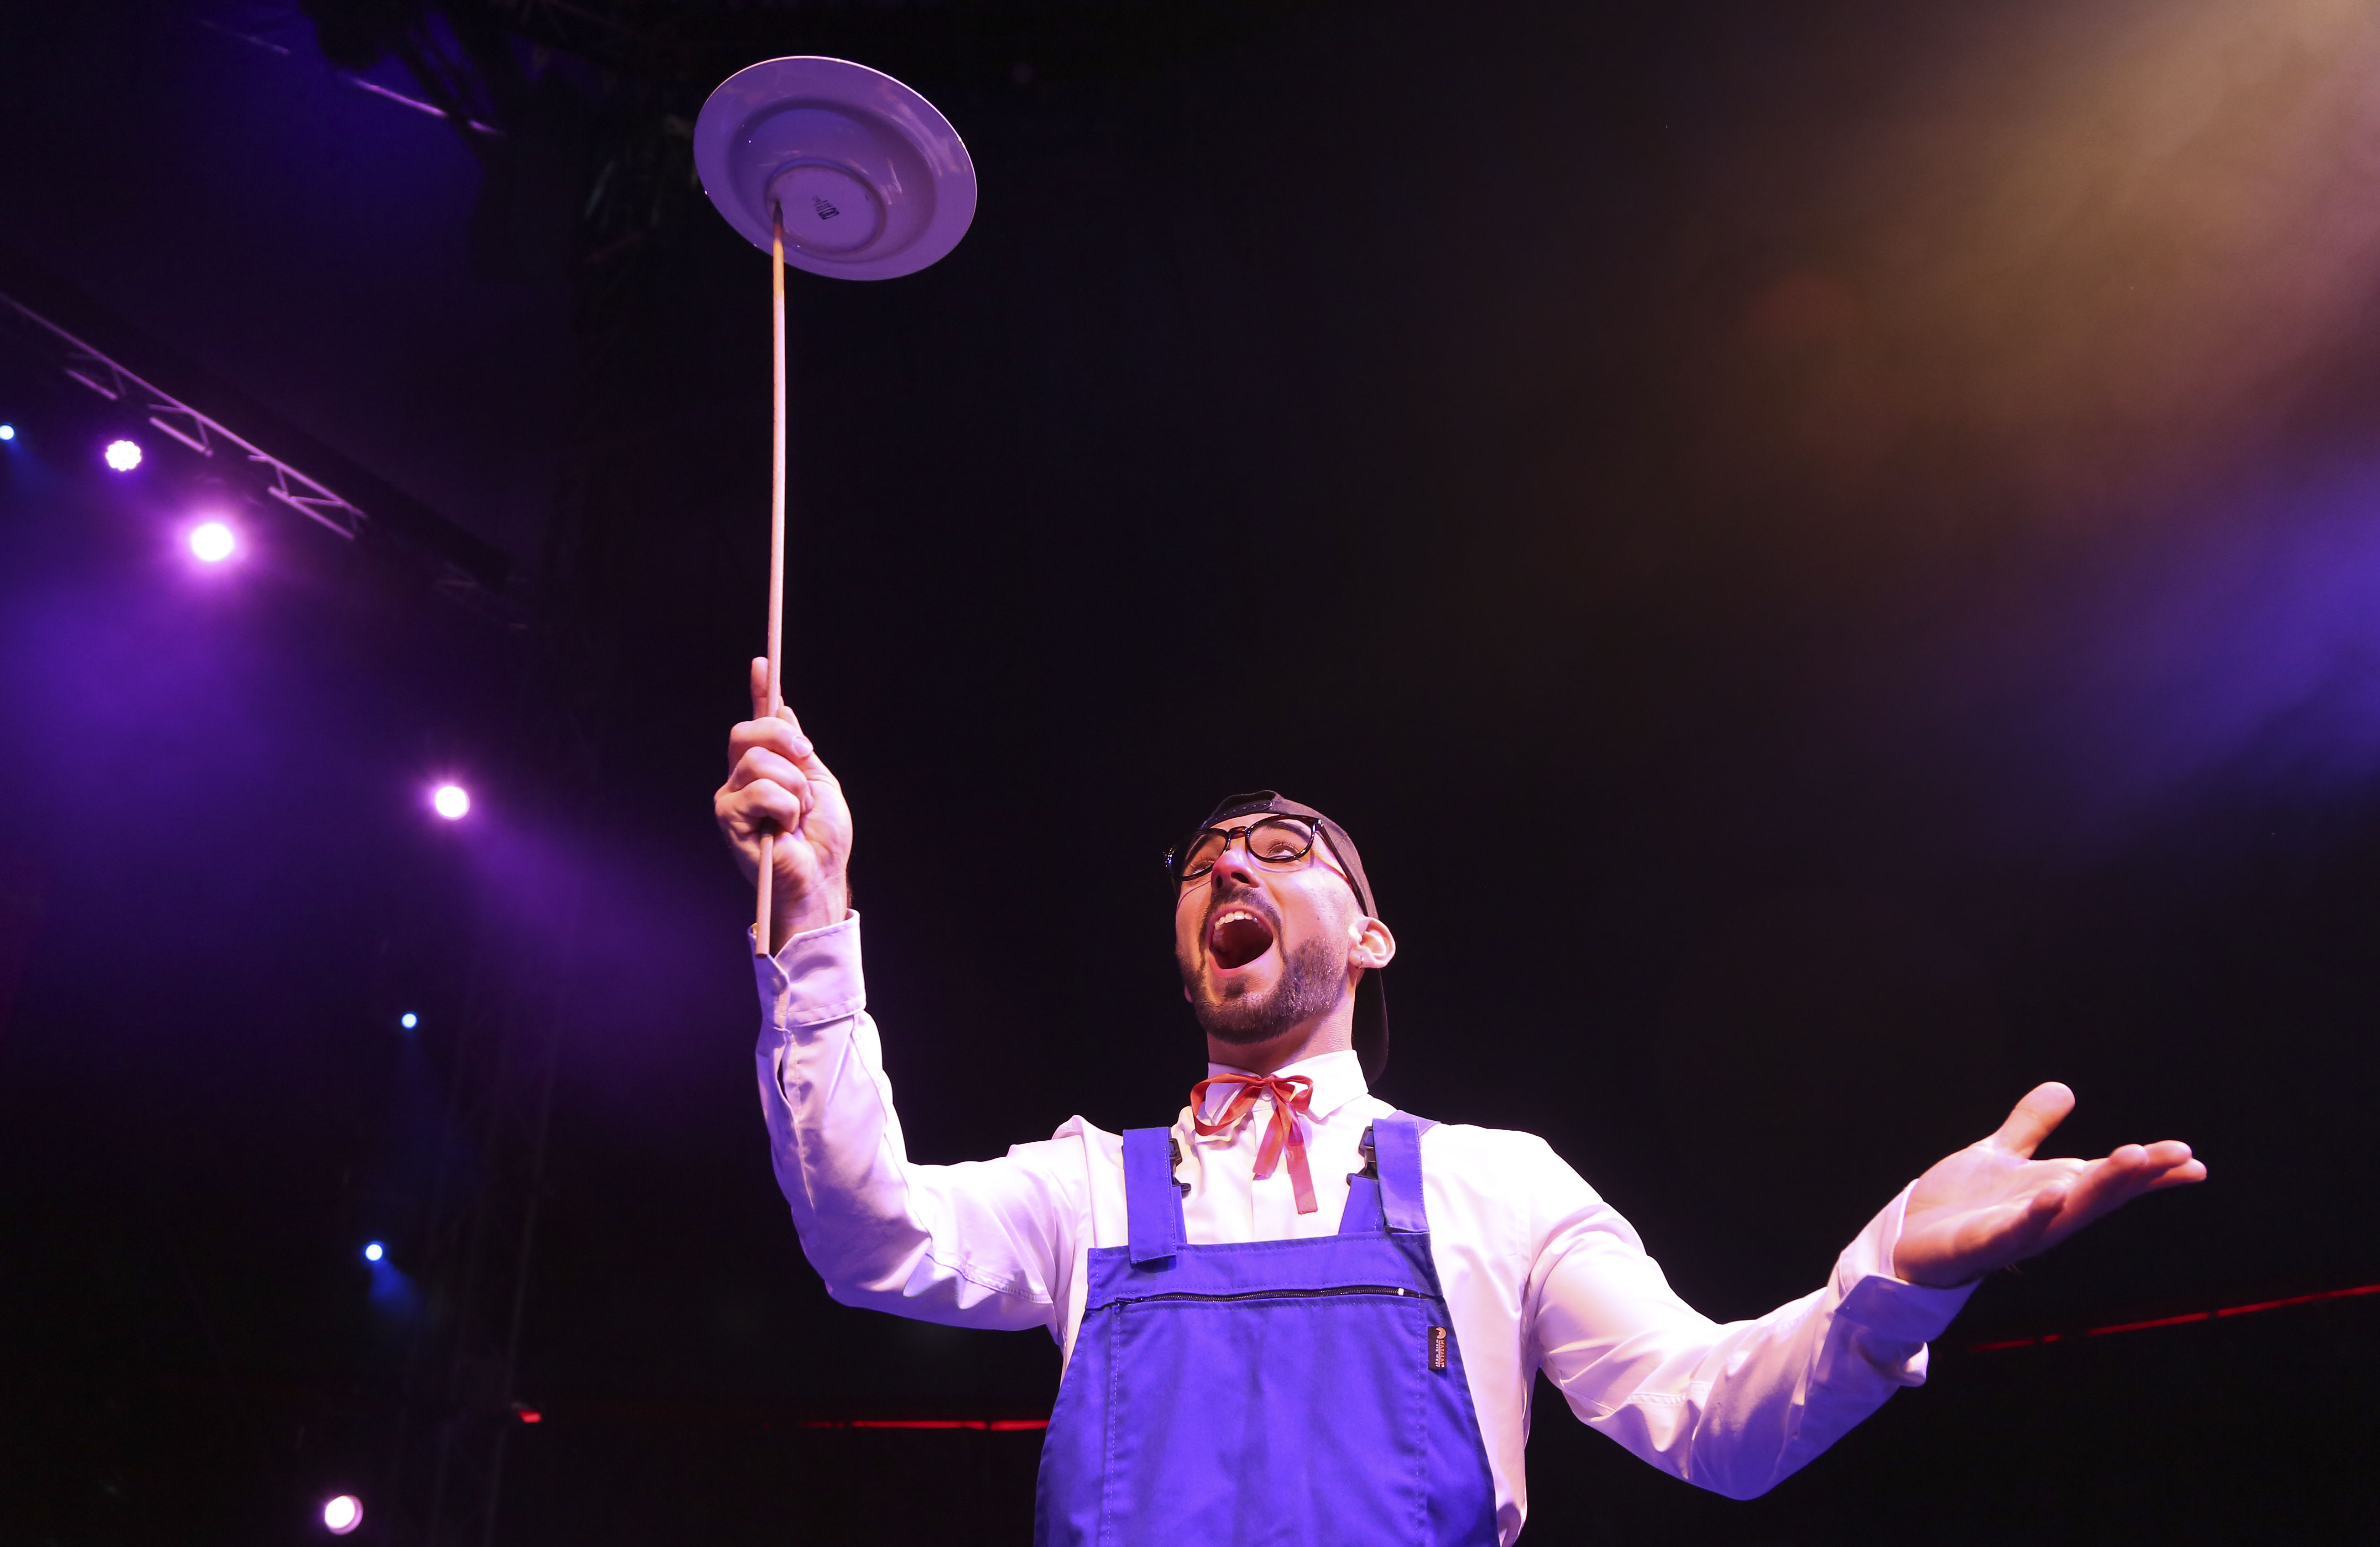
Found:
[715,657,853,952]
[1891,1082,2206,1289]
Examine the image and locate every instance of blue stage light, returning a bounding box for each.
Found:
[400,1012,418,1030]
[0,424,16,441]
[364,1242,385,1263]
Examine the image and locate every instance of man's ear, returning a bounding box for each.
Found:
[1348,914,1395,971]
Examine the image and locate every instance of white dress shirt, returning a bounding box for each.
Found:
[756,913,1975,1544]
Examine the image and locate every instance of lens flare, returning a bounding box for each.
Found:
[323,1494,363,1534]
[103,439,141,471]
[189,522,236,563]
[432,784,470,821]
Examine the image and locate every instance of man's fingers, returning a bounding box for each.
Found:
[725,775,803,837]
[2069,1143,2203,1204]
[2124,1141,2205,1193]
[727,747,810,804]
[1993,1139,2205,1255]
[1989,1081,2077,1158]
[2040,1145,2167,1243]
[2144,1158,2209,1190]
[731,664,830,771]
[746,655,816,733]
[728,714,814,770]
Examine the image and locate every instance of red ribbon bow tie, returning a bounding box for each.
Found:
[1189,1073,1319,1215]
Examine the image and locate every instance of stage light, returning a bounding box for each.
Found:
[363,1241,385,1263]
[103,438,141,471]
[432,784,470,821]
[399,1012,418,1030]
[0,424,15,441]
[323,1494,363,1534]
[189,521,236,563]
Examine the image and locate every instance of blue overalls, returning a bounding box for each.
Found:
[1034,1113,1501,1546]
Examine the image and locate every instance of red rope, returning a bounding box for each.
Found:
[1971,1280,2380,1352]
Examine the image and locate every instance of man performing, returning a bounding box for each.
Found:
[714,660,2206,1545]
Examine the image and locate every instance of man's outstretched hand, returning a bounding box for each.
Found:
[715,658,853,953]
[1892,1083,2206,1289]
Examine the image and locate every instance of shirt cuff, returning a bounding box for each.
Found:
[752,909,865,1031]
[1829,1182,1980,1344]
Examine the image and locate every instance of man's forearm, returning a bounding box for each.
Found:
[755,915,1062,1333]
[1536,1187,1975,1499]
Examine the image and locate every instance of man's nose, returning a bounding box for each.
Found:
[1210,841,1262,889]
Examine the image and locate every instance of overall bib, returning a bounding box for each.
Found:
[1034,1113,1501,1546]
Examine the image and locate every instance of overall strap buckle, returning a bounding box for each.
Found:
[1371,1114,1434,1234]
[1122,1127,1187,1265]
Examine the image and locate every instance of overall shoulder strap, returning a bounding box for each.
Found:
[1372,1113,1439,1234]
[1122,1126,1186,1265]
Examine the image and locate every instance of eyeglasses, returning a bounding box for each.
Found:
[1164,815,1326,885]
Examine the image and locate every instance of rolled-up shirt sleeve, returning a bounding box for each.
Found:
[754,913,1083,1336]
[1528,1150,1975,1500]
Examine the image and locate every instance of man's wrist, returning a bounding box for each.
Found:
[772,884,851,952]
[1892,1240,1984,1290]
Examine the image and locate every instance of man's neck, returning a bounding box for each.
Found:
[1205,1008,1353,1076]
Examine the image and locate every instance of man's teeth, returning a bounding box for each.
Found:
[1209,910,1272,969]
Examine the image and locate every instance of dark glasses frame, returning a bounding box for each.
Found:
[1162,815,1324,886]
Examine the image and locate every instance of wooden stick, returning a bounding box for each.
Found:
[757,203,788,956]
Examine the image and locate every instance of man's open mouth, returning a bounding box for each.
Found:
[1207,908,1276,971]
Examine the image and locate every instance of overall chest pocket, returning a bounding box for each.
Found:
[1098,1288,1435,1547]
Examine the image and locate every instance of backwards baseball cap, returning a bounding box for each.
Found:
[1169,790,1390,1084]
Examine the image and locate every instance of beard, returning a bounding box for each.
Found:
[1185,933,1350,1046]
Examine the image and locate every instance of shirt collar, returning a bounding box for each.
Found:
[1198,1048,1370,1124]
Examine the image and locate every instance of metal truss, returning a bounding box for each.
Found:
[0,286,517,622]
[1,287,371,539]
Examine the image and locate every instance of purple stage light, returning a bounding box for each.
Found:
[322,1494,363,1534]
[189,521,236,563]
[103,438,141,471]
[432,784,470,821]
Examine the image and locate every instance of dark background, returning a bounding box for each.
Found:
[2,1,2377,1542]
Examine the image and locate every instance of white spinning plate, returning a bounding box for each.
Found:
[694,56,976,280]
